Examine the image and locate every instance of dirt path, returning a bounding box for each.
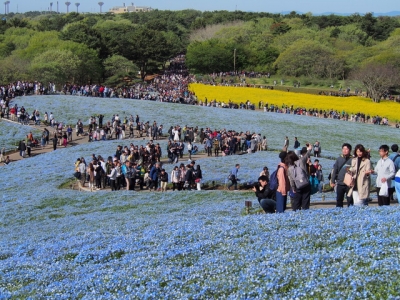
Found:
[1,119,89,164]
[0,118,210,165]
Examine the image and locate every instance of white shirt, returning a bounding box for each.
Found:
[374,157,396,188]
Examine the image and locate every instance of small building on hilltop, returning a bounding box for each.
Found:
[109,3,153,14]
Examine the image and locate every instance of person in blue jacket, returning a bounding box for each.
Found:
[149,162,161,191]
[228,164,240,190]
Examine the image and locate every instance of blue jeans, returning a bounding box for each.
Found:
[276,191,287,213]
[396,181,400,204]
[318,182,324,193]
[259,199,276,213]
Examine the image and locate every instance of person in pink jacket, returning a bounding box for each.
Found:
[276,151,290,213]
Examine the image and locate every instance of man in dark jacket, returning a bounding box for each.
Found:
[330,143,353,207]
[126,161,136,191]
[18,140,27,157]
[294,137,300,149]
[185,164,194,190]
[149,162,161,191]
[252,175,276,213]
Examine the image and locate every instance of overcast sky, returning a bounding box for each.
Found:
[7,0,399,14]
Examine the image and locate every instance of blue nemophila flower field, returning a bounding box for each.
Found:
[0,120,42,150]
[0,95,399,298]
[12,95,399,157]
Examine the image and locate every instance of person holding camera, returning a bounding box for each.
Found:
[252,175,276,213]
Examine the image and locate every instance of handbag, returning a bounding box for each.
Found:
[379,182,389,197]
[343,172,354,187]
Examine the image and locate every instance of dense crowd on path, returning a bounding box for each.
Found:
[70,113,273,193]
[60,56,196,104]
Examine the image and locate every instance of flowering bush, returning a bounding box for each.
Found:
[1,95,399,298]
[189,84,400,122]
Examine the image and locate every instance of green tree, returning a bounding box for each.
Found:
[1,27,36,51]
[34,14,69,31]
[103,55,139,86]
[18,31,63,60]
[118,27,170,80]
[29,49,79,84]
[0,55,30,83]
[359,13,398,43]
[270,22,291,35]
[6,17,29,28]
[60,21,107,58]
[0,42,15,58]
[274,40,341,78]
[60,41,102,83]
[92,19,135,57]
[272,28,317,52]
[336,24,367,45]
[247,42,279,72]
[186,39,245,73]
[0,19,8,35]
[104,55,137,76]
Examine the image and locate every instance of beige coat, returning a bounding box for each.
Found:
[347,157,372,200]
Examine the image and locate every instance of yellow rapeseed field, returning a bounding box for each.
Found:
[189,84,400,122]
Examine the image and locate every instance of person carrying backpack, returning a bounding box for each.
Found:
[286,151,311,211]
[275,151,290,213]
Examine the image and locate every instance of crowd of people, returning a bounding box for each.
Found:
[74,143,204,193]
[70,113,274,192]
[249,142,400,214]
[61,56,196,104]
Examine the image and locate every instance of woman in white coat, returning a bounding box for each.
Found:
[347,144,373,206]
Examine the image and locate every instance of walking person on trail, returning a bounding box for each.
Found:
[228,164,240,190]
